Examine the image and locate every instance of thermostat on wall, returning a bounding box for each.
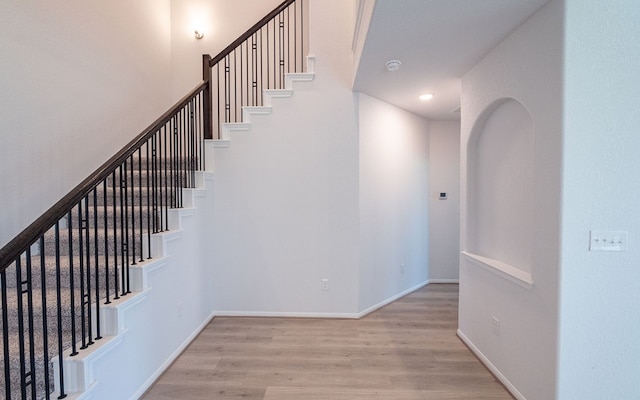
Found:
[439,192,447,200]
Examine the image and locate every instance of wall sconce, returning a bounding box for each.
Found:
[194,29,204,39]
[419,93,434,101]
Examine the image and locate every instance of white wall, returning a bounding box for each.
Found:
[358,93,430,312]
[0,0,173,248]
[428,121,460,282]
[169,0,282,100]
[211,0,361,316]
[558,1,640,398]
[459,1,562,399]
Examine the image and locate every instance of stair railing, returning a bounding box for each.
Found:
[0,0,308,398]
[202,0,308,139]
[0,83,208,399]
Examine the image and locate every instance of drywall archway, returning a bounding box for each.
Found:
[466,98,534,277]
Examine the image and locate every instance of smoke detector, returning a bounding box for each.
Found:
[385,59,401,72]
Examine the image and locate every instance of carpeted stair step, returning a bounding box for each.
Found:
[1,286,109,335]
[3,255,120,290]
[40,223,158,259]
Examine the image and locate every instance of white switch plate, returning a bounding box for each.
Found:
[589,230,628,251]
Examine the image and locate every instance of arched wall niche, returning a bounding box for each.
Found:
[466,98,534,278]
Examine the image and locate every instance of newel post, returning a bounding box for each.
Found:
[202,54,213,140]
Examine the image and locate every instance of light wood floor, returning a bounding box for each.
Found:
[142,284,513,399]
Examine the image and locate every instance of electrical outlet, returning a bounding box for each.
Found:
[589,230,628,251]
[491,316,500,336]
[400,264,406,274]
[321,279,329,291]
[177,301,184,318]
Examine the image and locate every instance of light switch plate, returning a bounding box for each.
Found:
[589,230,628,251]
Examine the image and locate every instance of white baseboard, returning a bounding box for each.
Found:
[213,281,432,320]
[356,280,430,319]
[456,329,526,400]
[130,311,217,400]
[214,311,358,319]
[429,278,459,284]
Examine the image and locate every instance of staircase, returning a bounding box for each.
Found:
[0,1,310,398]
[1,130,213,399]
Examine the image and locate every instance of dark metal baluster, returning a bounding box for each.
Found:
[15,257,27,399]
[176,112,182,197]
[119,165,128,297]
[252,34,258,106]
[146,143,152,259]
[245,41,250,107]
[130,155,137,265]
[93,190,102,340]
[157,133,164,231]
[55,222,68,399]
[69,209,78,357]
[190,100,196,187]
[198,93,204,171]
[83,195,93,348]
[262,22,271,90]
[112,171,120,301]
[216,64,221,139]
[123,159,131,295]
[274,18,279,87]
[78,200,87,350]
[39,236,51,400]
[138,148,145,263]
[234,49,238,123]
[225,56,230,124]
[182,108,188,194]
[25,248,37,399]
[163,125,170,226]
[151,136,158,234]
[1,265,10,400]
[177,113,184,207]
[173,116,180,208]
[169,118,175,209]
[240,43,244,111]
[103,180,111,305]
[84,194,93,347]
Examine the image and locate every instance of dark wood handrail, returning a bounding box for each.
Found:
[208,0,296,67]
[0,82,208,271]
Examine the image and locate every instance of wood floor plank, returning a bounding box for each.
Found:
[142,284,513,400]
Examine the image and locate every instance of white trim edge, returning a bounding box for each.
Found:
[429,279,459,284]
[357,280,429,319]
[457,329,526,400]
[461,251,534,289]
[214,311,358,319]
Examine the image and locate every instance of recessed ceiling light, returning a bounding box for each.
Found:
[419,93,434,101]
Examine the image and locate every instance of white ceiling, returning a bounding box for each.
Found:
[353,0,550,121]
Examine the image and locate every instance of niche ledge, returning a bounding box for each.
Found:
[461,251,534,289]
